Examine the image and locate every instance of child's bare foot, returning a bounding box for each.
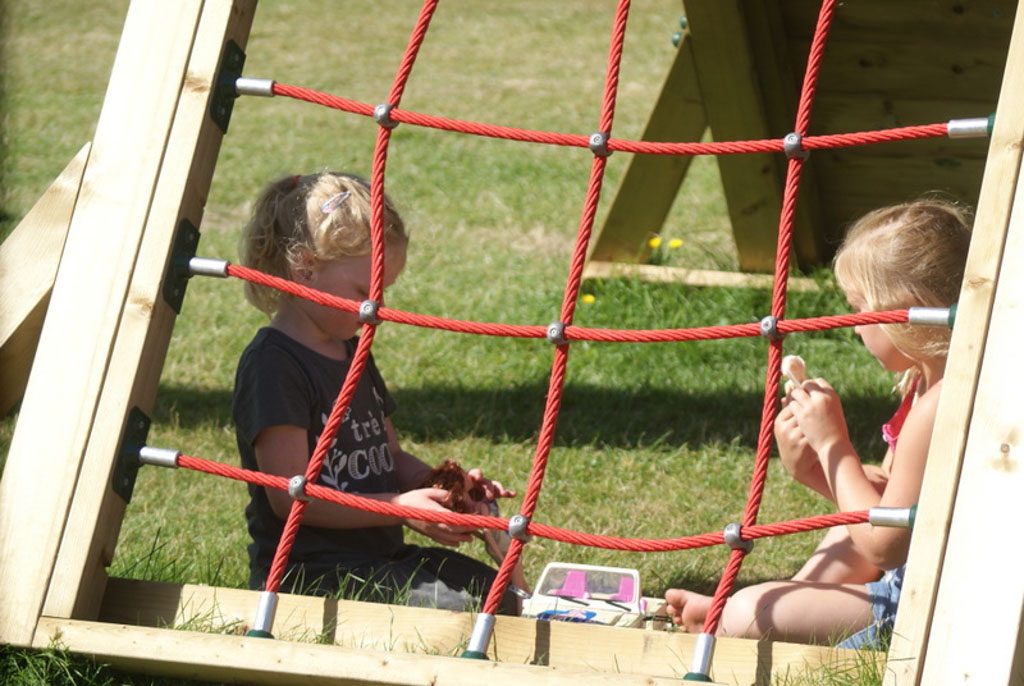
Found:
[664,588,714,633]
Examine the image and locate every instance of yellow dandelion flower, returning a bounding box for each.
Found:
[581,294,596,305]
[668,238,684,249]
[647,236,663,249]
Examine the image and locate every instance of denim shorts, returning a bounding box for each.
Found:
[837,565,906,650]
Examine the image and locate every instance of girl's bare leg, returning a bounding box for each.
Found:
[793,525,881,584]
[719,580,873,644]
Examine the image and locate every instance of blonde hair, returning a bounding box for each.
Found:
[833,197,972,389]
[240,172,407,314]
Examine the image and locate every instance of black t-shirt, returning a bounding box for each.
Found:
[233,328,403,577]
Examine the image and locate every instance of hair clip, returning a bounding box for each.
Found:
[320,190,351,214]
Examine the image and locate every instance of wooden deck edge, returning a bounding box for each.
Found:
[88,577,879,686]
[583,260,820,292]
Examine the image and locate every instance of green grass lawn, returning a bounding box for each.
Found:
[1,2,898,684]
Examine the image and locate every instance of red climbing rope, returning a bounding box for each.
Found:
[272,82,951,156]
[177,453,870,553]
[227,262,910,343]
[154,0,981,649]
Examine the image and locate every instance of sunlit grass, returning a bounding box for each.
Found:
[1,2,894,684]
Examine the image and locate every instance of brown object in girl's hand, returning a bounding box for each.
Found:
[419,459,485,513]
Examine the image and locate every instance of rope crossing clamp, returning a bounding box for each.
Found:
[288,475,311,502]
[546,321,568,346]
[723,522,753,553]
[373,103,399,129]
[359,299,382,325]
[588,131,611,157]
[508,514,531,542]
[783,131,809,160]
[759,315,781,341]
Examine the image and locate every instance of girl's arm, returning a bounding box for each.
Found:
[253,424,472,545]
[776,400,835,500]
[790,379,938,569]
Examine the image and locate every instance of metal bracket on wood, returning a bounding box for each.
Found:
[210,39,246,133]
[162,218,201,313]
[112,407,151,503]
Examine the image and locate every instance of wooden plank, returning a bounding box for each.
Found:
[683,1,814,273]
[883,1,1024,682]
[35,617,701,686]
[0,143,90,415]
[41,0,258,624]
[583,260,820,292]
[786,34,1011,103]
[96,577,876,685]
[916,115,1024,685]
[588,33,707,265]
[780,0,1016,43]
[0,0,206,647]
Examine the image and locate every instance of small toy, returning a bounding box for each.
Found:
[781,354,807,393]
[520,562,654,627]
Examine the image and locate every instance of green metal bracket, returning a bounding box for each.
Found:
[210,39,246,133]
[112,407,151,503]
[162,218,200,313]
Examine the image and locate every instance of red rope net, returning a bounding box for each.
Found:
[159,0,975,650]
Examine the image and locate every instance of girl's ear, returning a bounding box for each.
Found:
[289,248,317,283]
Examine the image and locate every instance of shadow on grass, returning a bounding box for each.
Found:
[155,382,891,456]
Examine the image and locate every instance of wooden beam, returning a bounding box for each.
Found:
[884,1,1024,683]
[583,260,820,292]
[916,61,1024,682]
[0,0,211,647]
[94,577,876,685]
[40,0,258,625]
[682,0,818,273]
[0,143,90,415]
[588,31,707,265]
[36,616,703,686]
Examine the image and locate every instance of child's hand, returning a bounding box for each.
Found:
[396,487,475,547]
[775,401,816,477]
[466,468,515,503]
[787,378,852,454]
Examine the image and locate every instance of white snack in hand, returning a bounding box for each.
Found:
[781,354,807,385]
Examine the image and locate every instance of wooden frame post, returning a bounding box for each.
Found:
[886,3,1024,682]
[0,0,257,643]
[2,1,1023,684]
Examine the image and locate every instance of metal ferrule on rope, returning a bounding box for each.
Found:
[947,116,992,139]
[138,446,180,469]
[683,632,716,681]
[188,257,230,278]
[464,612,495,658]
[869,506,916,529]
[250,591,279,637]
[235,77,276,98]
[908,306,954,327]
